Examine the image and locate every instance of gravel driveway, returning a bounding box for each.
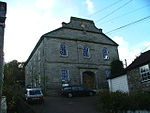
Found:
[30,96,101,113]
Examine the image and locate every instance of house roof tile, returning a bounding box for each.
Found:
[126,50,150,71]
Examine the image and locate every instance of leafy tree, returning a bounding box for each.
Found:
[3,60,25,112]
[111,60,125,77]
[4,60,25,86]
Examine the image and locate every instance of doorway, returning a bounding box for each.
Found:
[82,71,95,89]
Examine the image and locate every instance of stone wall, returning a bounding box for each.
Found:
[25,17,119,91]
[127,64,150,92]
[43,36,118,90]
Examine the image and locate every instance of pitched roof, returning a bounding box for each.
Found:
[126,50,150,71]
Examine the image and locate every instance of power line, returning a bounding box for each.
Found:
[96,0,133,23]
[105,15,150,34]
[142,43,150,52]
[100,3,150,25]
[134,43,150,59]
[88,0,124,17]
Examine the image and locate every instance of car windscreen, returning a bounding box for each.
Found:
[63,87,71,90]
[29,90,41,95]
[72,87,79,91]
[78,87,84,91]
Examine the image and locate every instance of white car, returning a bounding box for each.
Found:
[25,88,44,103]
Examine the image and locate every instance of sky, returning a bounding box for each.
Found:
[2,0,150,66]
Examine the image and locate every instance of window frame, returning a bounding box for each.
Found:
[105,70,111,78]
[102,48,109,60]
[60,69,70,81]
[83,47,90,58]
[60,44,68,57]
[139,64,150,82]
[37,50,41,61]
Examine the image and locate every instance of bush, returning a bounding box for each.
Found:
[97,91,150,113]
[3,82,24,113]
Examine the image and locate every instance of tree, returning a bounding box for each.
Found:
[4,60,25,86]
[111,60,125,77]
[3,60,25,112]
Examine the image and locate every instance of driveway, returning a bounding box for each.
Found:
[30,96,101,113]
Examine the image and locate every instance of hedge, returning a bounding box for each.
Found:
[97,91,150,113]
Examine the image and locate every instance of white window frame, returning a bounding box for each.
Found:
[140,64,150,82]
[60,69,70,81]
[60,44,68,57]
[83,47,90,58]
[102,48,109,60]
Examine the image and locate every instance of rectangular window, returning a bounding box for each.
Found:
[60,44,68,56]
[140,64,150,82]
[83,47,90,58]
[38,51,41,60]
[61,69,69,81]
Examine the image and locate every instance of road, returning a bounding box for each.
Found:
[30,96,101,113]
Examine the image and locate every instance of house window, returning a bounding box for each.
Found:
[105,70,111,78]
[140,64,150,82]
[37,51,40,60]
[102,48,109,60]
[60,44,68,56]
[83,47,90,58]
[61,69,70,81]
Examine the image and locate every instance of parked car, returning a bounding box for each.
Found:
[25,88,44,103]
[61,86,96,98]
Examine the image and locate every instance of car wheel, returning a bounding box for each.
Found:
[89,92,93,96]
[68,93,73,98]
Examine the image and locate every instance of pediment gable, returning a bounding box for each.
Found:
[43,17,118,46]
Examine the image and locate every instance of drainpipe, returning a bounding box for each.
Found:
[42,37,46,93]
[0,2,6,113]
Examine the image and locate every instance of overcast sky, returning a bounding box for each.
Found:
[2,0,150,66]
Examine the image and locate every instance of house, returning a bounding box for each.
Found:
[126,50,150,92]
[24,17,119,92]
[108,50,150,93]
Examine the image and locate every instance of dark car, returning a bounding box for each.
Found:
[61,86,96,98]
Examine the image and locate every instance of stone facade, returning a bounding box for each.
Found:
[25,17,119,92]
[127,63,150,93]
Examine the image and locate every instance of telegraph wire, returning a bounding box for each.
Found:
[141,43,150,52]
[100,3,150,25]
[88,0,124,17]
[96,0,133,23]
[105,15,150,34]
[133,43,150,60]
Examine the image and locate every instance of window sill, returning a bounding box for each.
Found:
[60,55,68,57]
[141,79,150,83]
[83,56,91,59]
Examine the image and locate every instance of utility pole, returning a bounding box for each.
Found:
[124,59,127,68]
[0,2,7,113]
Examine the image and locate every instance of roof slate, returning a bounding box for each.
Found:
[126,50,150,71]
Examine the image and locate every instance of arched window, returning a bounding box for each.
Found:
[83,47,90,58]
[102,48,109,60]
[60,44,68,56]
[105,70,111,78]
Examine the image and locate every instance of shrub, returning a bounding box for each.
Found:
[97,91,150,113]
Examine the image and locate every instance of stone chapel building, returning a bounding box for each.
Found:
[25,17,119,92]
